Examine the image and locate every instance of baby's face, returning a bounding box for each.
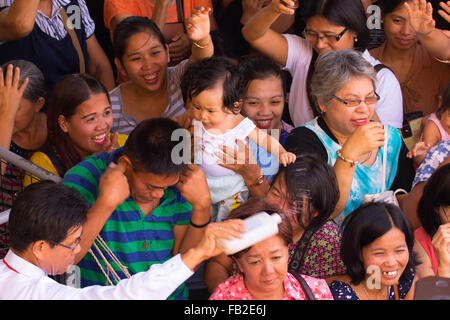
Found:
[189,84,230,130]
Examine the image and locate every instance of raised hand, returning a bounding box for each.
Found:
[270,0,297,15]
[0,64,28,120]
[406,141,432,159]
[405,0,436,35]
[185,6,212,42]
[341,122,385,162]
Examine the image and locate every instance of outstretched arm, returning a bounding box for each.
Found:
[186,6,214,64]
[241,0,295,66]
[247,127,296,166]
[405,0,450,60]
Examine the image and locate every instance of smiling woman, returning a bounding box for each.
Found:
[329,202,419,300]
[370,0,450,115]
[285,49,415,225]
[24,73,127,186]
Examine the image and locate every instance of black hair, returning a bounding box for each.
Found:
[9,180,89,253]
[376,0,409,15]
[238,55,288,98]
[436,83,450,120]
[113,16,166,63]
[341,202,419,285]
[122,117,188,175]
[270,153,339,231]
[300,0,370,51]
[417,163,450,238]
[180,56,243,114]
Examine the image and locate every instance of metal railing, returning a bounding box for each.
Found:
[0,145,62,224]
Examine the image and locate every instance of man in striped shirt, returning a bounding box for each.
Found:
[62,117,212,300]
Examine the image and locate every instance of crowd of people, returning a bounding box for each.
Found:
[0,0,449,300]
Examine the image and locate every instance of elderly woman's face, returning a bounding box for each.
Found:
[320,76,376,136]
[235,235,289,299]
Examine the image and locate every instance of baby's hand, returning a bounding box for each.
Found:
[406,141,432,158]
[279,151,296,167]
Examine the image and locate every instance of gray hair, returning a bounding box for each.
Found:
[311,49,377,108]
[1,60,46,103]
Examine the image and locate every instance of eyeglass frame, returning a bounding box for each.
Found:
[47,238,81,252]
[303,27,349,43]
[332,92,381,107]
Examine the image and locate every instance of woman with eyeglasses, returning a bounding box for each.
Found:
[242,0,403,129]
[284,50,415,226]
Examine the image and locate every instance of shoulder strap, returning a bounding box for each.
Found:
[175,0,187,32]
[60,7,86,73]
[288,225,319,276]
[293,273,316,300]
[373,63,392,73]
[40,146,66,177]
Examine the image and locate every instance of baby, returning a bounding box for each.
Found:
[408,83,450,165]
[180,56,296,221]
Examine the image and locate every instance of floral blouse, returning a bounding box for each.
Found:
[209,272,333,300]
[288,220,347,279]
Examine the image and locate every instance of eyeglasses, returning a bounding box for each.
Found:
[332,92,380,107]
[48,238,81,252]
[303,27,349,43]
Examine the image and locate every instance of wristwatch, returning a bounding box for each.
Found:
[248,175,265,188]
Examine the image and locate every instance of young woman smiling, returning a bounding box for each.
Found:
[24,73,127,185]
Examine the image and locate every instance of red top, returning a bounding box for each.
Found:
[415,226,438,275]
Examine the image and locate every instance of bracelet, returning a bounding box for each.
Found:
[336,149,358,167]
[193,37,211,49]
[190,217,211,228]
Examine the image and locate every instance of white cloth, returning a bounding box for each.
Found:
[0,0,96,45]
[0,250,193,300]
[283,34,404,129]
[193,117,256,177]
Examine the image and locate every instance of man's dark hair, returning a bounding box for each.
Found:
[181,56,243,114]
[9,181,89,253]
[122,117,188,175]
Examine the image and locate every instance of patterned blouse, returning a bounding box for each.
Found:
[329,267,415,300]
[288,220,347,279]
[209,272,333,300]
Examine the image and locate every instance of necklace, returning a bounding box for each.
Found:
[362,283,389,300]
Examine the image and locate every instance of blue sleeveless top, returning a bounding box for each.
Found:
[0,0,89,94]
[302,118,402,225]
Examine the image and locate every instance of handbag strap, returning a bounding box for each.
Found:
[288,225,318,275]
[59,7,86,73]
[293,273,316,300]
[175,0,187,32]
[381,124,388,192]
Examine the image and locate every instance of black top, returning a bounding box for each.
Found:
[284,117,415,192]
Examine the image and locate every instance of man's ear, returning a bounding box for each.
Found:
[117,155,132,173]
[35,97,46,113]
[31,240,47,261]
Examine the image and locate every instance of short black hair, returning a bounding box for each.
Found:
[270,153,339,230]
[376,0,408,15]
[436,83,450,120]
[9,181,89,253]
[113,16,166,63]
[238,55,288,98]
[181,56,243,114]
[341,202,419,285]
[418,163,450,238]
[300,0,370,51]
[122,117,188,175]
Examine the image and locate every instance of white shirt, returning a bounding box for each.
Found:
[0,250,193,300]
[283,33,404,129]
[193,117,256,177]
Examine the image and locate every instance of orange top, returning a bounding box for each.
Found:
[104,0,212,31]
